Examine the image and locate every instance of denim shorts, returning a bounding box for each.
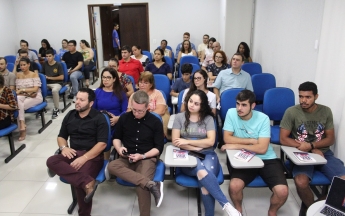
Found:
[293,150,345,180]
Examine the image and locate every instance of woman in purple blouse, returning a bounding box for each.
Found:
[145,48,172,80]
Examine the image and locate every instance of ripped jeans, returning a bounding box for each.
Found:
[181,150,229,216]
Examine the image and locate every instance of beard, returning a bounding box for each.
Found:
[76,103,90,113]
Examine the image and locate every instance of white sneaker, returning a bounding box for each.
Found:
[223,203,242,216]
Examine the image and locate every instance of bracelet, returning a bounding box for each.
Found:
[310,142,315,149]
[142,154,146,160]
[83,155,88,160]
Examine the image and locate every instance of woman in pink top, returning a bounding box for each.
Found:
[15,58,43,141]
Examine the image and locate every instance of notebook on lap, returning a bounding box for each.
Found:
[314,176,345,216]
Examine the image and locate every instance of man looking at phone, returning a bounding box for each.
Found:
[107,90,164,216]
[62,40,83,102]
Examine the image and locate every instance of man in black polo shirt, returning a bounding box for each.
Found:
[108,90,164,216]
[46,88,108,216]
[62,40,83,102]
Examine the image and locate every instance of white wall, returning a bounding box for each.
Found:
[253,0,325,96]
[224,0,254,55]
[11,0,221,54]
[0,0,18,56]
[93,7,104,67]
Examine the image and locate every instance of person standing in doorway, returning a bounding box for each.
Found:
[112,23,121,60]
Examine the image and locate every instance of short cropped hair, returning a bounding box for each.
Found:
[183,32,190,37]
[109,58,118,66]
[68,40,77,46]
[20,40,29,46]
[232,52,245,62]
[236,90,256,106]
[203,34,209,38]
[181,63,192,74]
[298,81,318,95]
[78,88,96,102]
[132,90,149,107]
[0,57,7,64]
[121,45,131,53]
[19,49,28,55]
[46,49,54,55]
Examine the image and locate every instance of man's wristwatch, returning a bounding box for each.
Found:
[59,145,68,151]
[142,154,146,160]
[310,142,315,150]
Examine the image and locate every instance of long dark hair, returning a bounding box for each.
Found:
[237,42,250,58]
[181,40,192,53]
[81,40,91,48]
[153,48,166,62]
[99,67,124,101]
[41,39,51,49]
[184,90,214,134]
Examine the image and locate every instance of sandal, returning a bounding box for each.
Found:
[18,129,26,141]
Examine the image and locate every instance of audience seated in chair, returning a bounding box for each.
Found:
[41,49,64,119]
[108,58,134,97]
[62,40,83,102]
[236,42,253,64]
[127,72,170,139]
[213,53,253,104]
[108,90,164,215]
[170,63,192,97]
[160,39,172,58]
[59,39,69,58]
[15,58,43,141]
[197,34,209,60]
[93,67,128,133]
[0,57,16,90]
[200,37,216,63]
[172,90,241,216]
[38,39,54,61]
[175,32,196,59]
[181,69,216,115]
[16,40,38,63]
[177,40,197,64]
[131,45,149,67]
[13,50,39,74]
[280,81,345,215]
[118,45,144,85]
[0,74,18,129]
[79,40,95,88]
[145,48,172,80]
[207,50,230,82]
[201,41,223,70]
[46,88,108,216]
[221,90,289,216]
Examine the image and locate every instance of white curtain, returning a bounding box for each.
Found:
[315,0,345,161]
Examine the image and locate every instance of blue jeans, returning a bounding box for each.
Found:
[69,70,83,96]
[181,150,228,216]
[293,149,345,180]
[83,61,95,79]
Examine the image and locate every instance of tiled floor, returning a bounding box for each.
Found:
[0,79,302,216]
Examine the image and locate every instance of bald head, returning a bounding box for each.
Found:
[212,42,221,51]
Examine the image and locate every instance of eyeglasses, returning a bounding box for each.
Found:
[194,77,202,81]
[131,108,146,114]
[102,76,112,80]
[215,56,223,59]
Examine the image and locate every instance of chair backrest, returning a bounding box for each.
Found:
[190,63,200,75]
[38,73,48,98]
[60,62,69,83]
[241,62,262,76]
[220,88,244,121]
[4,55,16,64]
[126,75,136,92]
[177,89,186,113]
[179,56,199,77]
[142,50,152,62]
[164,56,173,71]
[7,63,15,72]
[102,113,113,152]
[30,49,38,57]
[54,53,61,62]
[263,87,295,121]
[154,74,171,105]
[35,62,42,73]
[251,73,276,102]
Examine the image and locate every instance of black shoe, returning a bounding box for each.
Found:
[47,168,56,178]
[52,109,59,119]
[299,202,307,216]
[148,181,164,207]
[84,179,97,203]
[68,94,74,99]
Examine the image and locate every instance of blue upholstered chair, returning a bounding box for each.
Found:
[25,73,52,133]
[252,73,276,112]
[219,88,244,121]
[54,53,61,62]
[126,75,137,92]
[172,119,224,215]
[241,62,262,76]
[177,89,186,113]
[0,92,26,163]
[114,112,166,186]
[4,55,16,64]
[47,62,71,113]
[35,62,42,73]
[6,63,15,72]
[142,50,152,62]
[164,56,173,72]
[178,56,199,78]
[48,113,112,214]
[154,74,172,110]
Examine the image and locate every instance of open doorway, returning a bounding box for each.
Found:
[88,3,150,66]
